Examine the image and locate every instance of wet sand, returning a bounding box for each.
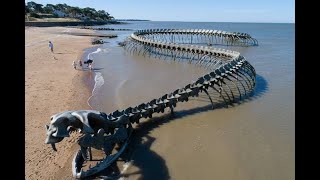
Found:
[25,27,95,179]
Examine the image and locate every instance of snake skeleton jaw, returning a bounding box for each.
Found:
[45,28,258,179]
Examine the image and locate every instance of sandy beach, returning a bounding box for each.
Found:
[25,27,95,179]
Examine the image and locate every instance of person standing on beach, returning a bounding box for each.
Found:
[72,61,77,69]
[88,61,94,70]
[48,41,54,53]
[88,63,93,70]
[78,60,82,67]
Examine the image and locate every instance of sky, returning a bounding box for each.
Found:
[26,0,295,23]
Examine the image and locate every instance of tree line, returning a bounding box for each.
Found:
[25,1,114,20]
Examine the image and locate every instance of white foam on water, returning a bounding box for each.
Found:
[119,160,134,180]
[86,47,111,109]
[87,72,105,109]
[87,47,110,59]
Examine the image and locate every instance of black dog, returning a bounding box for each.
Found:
[84,59,93,67]
[84,59,93,64]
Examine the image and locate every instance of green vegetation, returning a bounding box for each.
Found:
[25,1,114,21]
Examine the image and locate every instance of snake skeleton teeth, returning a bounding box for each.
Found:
[45,29,257,178]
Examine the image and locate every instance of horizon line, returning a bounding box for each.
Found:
[116,19,295,24]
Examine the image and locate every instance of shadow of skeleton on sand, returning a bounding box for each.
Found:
[81,74,268,180]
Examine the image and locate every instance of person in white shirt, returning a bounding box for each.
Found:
[72,61,77,69]
[48,41,54,53]
[89,62,93,70]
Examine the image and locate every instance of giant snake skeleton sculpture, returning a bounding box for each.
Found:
[45,29,258,178]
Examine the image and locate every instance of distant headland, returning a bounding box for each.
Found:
[25,2,124,26]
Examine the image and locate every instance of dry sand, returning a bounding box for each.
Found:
[25,27,95,179]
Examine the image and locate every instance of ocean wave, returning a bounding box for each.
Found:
[87,72,105,109]
[87,47,110,59]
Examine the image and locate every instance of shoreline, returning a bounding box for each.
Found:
[25,26,97,179]
[80,46,101,109]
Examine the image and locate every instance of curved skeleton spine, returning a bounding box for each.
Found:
[45,28,258,179]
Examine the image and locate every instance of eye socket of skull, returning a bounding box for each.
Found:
[51,118,70,137]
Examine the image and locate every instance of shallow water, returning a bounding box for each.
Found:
[85,22,294,180]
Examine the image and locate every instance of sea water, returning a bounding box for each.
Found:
[84,21,294,180]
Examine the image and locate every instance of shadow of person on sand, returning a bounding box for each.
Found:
[85,74,268,180]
